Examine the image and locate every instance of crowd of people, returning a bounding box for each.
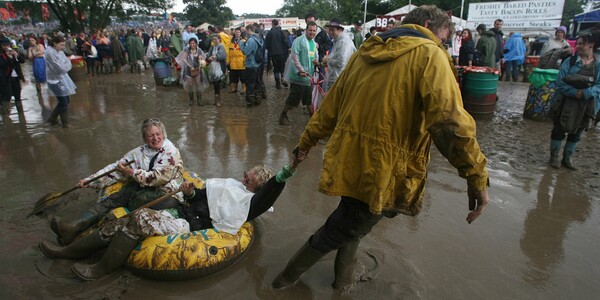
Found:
[447,19,575,81]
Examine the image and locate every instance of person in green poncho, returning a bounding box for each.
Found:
[127,29,144,74]
[170,29,183,57]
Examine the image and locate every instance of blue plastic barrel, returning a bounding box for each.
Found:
[152,61,171,85]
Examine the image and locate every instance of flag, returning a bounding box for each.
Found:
[41,3,49,21]
[6,2,16,19]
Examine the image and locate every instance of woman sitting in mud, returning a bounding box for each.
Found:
[50,118,184,245]
[39,154,304,281]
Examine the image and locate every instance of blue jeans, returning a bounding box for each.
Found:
[55,96,70,113]
[505,60,520,81]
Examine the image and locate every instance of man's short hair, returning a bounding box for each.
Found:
[306,21,318,30]
[494,19,503,24]
[305,12,316,21]
[246,24,255,32]
[272,19,279,26]
[401,5,451,36]
[476,24,487,32]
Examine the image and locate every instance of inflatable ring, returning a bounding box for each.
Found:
[99,169,255,281]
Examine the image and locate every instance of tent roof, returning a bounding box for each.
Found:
[364,5,468,29]
[574,9,600,23]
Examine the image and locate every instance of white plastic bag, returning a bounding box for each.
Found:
[206,178,254,235]
[208,61,224,82]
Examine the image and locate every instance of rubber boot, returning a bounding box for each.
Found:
[561,142,578,170]
[47,109,60,126]
[214,94,222,107]
[278,112,290,125]
[549,139,562,169]
[50,212,99,245]
[197,93,204,106]
[71,230,139,281]
[332,239,359,289]
[188,92,194,106]
[245,95,255,107]
[59,111,69,128]
[272,240,327,289]
[281,80,289,88]
[275,79,282,89]
[39,228,106,260]
[1,102,9,115]
[15,101,23,113]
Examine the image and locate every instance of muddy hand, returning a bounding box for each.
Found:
[77,179,89,188]
[116,162,133,176]
[291,147,309,169]
[466,187,489,224]
[180,182,195,196]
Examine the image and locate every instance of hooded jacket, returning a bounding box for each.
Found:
[240,34,264,69]
[503,33,526,64]
[297,24,489,215]
[476,30,497,68]
[490,28,504,63]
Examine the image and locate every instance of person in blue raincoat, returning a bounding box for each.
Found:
[503,32,526,82]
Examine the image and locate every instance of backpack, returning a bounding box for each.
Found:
[253,35,265,65]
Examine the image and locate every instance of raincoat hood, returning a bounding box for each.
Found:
[360,25,437,59]
[360,24,455,75]
[482,30,495,38]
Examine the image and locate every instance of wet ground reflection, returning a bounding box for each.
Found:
[0,64,599,298]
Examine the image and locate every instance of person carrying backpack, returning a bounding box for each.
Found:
[240,24,265,107]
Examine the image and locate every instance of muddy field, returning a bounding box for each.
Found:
[0,64,598,299]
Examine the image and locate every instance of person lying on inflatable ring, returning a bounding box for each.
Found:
[39,152,306,281]
[50,118,185,246]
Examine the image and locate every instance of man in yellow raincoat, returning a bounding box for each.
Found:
[273,5,490,290]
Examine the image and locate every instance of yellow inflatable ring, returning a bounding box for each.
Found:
[99,169,255,281]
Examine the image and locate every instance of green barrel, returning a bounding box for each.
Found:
[462,70,499,117]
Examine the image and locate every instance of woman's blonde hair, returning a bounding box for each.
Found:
[249,165,274,190]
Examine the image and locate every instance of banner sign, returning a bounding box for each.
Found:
[375,14,406,31]
[243,17,299,29]
[468,0,565,28]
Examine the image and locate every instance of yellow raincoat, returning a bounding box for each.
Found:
[219,32,232,64]
[297,24,489,216]
[228,38,246,70]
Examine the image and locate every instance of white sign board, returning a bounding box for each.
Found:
[242,17,299,29]
[468,0,565,29]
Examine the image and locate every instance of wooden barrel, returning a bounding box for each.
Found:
[68,65,87,82]
[462,70,499,117]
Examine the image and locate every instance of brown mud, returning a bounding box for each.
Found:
[0,64,598,299]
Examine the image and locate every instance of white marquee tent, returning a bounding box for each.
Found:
[364,5,469,31]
